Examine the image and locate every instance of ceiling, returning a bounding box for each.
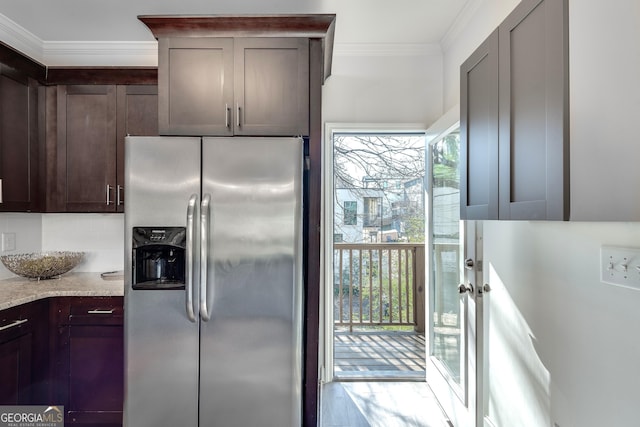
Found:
[0,0,471,65]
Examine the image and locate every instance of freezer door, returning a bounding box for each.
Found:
[124,136,201,427]
[200,137,303,426]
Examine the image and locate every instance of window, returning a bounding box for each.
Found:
[363,197,381,227]
[333,233,343,243]
[343,201,357,225]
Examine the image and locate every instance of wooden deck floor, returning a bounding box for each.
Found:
[334,330,426,380]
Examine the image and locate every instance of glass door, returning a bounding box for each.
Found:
[426,124,482,427]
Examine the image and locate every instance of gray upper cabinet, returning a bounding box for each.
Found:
[159,38,234,136]
[460,29,499,220]
[158,37,309,136]
[461,0,568,221]
[234,38,309,136]
[498,0,568,220]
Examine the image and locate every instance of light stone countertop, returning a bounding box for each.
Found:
[0,272,124,311]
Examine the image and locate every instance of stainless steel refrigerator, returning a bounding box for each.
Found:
[123,136,303,427]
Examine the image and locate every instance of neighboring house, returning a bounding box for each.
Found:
[334,175,424,243]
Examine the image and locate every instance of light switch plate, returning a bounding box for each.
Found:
[601,246,640,290]
[1,232,16,252]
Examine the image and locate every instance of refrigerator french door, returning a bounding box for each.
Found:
[123,136,303,427]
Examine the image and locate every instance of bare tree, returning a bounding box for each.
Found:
[333,134,425,242]
[333,134,425,190]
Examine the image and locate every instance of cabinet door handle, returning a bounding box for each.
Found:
[106,185,114,205]
[117,185,124,206]
[0,318,28,332]
[225,104,230,128]
[87,309,114,314]
[236,103,241,128]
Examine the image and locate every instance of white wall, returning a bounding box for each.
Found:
[0,213,124,280]
[41,214,124,273]
[484,221,640,427]
[323,46,443,125]
[442,1,640,426]
[0,213,42,280]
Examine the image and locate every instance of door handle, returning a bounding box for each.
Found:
[200,194,212,322]
[87,309,114,314]
[458,283,474,294]
[0,318,28,332]
[116,185,124,206]
[478,284,491,295]
[106,185,114,205]
[464,258,474,270]
[185,194,198,322]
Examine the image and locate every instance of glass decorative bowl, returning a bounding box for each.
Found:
[0,251,85,280]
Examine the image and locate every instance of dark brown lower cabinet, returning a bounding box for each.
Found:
[51,297,124,427]
[0,323,32,404]
[0,299,48,405]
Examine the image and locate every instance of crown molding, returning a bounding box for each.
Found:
[0,13,159,66]
[333,42,441,57]
[0,13,44,63]
[1,12,441,66]
[42,41,158,66]
[440,0,483,52]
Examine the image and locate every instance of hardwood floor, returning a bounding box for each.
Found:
[320,381,451,427]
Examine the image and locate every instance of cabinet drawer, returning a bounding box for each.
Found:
[54,297,123,326]
[0,305,29,342]
[0,300,45,342]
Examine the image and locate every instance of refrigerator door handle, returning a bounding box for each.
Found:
[185,194,198,322]
[200,193,212,321]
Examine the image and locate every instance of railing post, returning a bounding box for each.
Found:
[414,245,426,333]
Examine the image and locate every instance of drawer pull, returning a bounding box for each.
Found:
[0,318,28,332]
[87,309,114,314]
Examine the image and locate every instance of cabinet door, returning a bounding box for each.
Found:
[0,325,32,405]
[0,300,47,405]
[460,29,499,220]
[498,0,568,220]
[53,297,124,427]
[158,38,234,136]
[234,38,309,136]
[57,85,117,212]
[0,73,39,212]
[63,325,123,426]
[116,85,158,212]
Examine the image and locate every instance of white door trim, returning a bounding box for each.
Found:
[320,122,427,384]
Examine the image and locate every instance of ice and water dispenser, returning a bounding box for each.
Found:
[132,227,186,290]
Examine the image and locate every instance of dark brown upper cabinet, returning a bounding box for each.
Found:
[116,85,159,213]
[461,0,568,221]
[49,84,157,213]
[55,85,118,212]
[158,37,309,136]
[0,71,39,212]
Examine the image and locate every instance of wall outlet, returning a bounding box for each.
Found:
[1,232,16,252]
[601,246,640,290]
